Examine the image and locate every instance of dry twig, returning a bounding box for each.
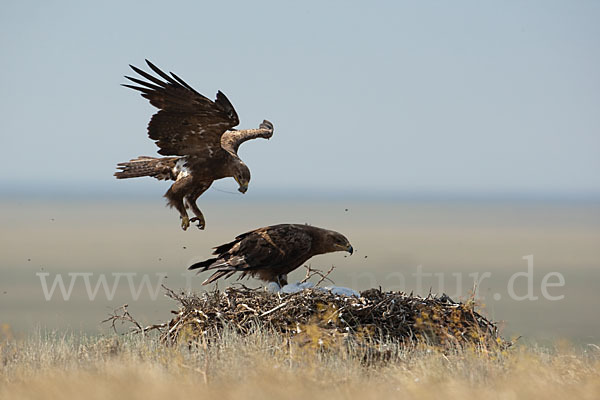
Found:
[300,265,336,285]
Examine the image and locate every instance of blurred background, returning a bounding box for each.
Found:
[1,1,598,344]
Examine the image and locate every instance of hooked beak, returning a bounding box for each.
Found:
[234,177,248,193]
[337,243,353,254]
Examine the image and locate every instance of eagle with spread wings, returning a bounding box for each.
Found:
[189,224,353,286]
[114,60,274,230]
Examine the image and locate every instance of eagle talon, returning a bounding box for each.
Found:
[190,217,205,230]
[181,216,190,231]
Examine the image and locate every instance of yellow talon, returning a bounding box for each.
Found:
[181,216,190,230]
[190,216,206,230]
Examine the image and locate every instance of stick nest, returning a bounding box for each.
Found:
[141,286,508,349]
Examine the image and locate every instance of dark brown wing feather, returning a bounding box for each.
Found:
[189,224,314,284]
[123,60,239,158]
[221,120,274,156]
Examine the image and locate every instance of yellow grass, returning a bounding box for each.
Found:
[1,327,599,400]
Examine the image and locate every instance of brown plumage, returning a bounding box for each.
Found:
[188,224,354,286]
[114,60,274,230]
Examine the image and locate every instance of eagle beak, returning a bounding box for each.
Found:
[337,244,353,254]
[234,177,248,193]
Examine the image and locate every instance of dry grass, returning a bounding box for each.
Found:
[1,326,599,400]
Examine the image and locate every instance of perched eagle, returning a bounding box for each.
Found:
[189,224,354,286]
[114,60,274,230]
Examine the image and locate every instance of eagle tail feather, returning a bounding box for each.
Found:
[114,156,178,181]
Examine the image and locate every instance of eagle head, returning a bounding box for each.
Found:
[326,231,354,255]
[233,162,251,193]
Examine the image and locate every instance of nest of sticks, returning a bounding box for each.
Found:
[107,283,508,350]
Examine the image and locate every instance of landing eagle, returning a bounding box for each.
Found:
[189,224,354,286]
[115,60,274,230]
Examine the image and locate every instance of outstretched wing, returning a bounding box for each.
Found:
[220,120,274,156]
[188,224,312,284]
[123,60,239,158]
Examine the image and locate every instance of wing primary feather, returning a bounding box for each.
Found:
[124,76,163,91]
[260,120,274,130]
[170,71,203,96]
[129,64,169,87]
[145,59,180,86]
[121,84,153,93]
[188,257,218,271]
[202,271,229,285]
[213,239,240,254]
[214,90,239,125]
[224,271,237,279]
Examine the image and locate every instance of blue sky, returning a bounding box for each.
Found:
[1,1,599,197]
